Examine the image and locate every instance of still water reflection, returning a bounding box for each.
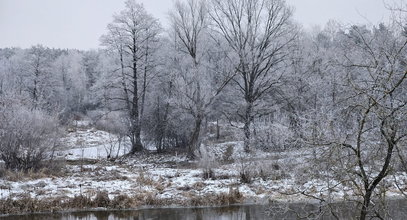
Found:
[2,200,407,220]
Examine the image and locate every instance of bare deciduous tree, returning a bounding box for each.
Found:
[169,0,234,158]
[101,0,161,153]
[210,0,297,151]
[302,23,407,220]
[341,23,407,220]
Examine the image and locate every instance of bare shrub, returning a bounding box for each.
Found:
[259,169,268,181]
[240,170,252,184]
[257,161,288,181]
[0,103,60,172]
[253,122,300,151]
[95,112,128,159]
[237,153,253,184]
[222,144,234,162]
[202,168,215,180]
[198,146,218,180]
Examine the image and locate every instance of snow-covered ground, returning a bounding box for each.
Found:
[1,121,406,208]
[57,124,132,160]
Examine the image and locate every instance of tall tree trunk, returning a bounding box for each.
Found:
[155,96,163,153]
[130,38,143,153]
[120,49,130,112]
[359,189,373,220]
[33,77,38,109]
[243,101,253,152]
[160,81,173,151]
[140,40,149,120]
[188,78,203,158]
[32,58,41,109]
[188,114,203,159]
[32,65,40,109]
[358,122,395,220]
[216,119,220,140]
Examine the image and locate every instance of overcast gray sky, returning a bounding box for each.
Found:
[0,0,392,50]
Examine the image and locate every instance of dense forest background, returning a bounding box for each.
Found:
[1,0,406,157]
[0,0,406,218]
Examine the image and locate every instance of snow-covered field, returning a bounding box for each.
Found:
[57,124,132,160]
[1,122,406,208]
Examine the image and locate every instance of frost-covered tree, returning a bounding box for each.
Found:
[82,50,100,90]
[301,22,407,220]
[169,0,234,158]
[340,23,407,220]
[52,50,89,120]
[0,48,22,97]
[101,0,161,153]
[24,45,53,109]
[0,96,60,171]
[210,0,297,152]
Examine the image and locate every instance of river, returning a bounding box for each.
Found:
[2,199,407,220]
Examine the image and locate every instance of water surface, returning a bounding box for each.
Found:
[2,199,407,220]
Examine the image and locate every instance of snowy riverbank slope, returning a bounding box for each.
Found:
[0,122,406,209]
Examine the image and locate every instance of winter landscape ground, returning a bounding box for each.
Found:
[0,120,406,217]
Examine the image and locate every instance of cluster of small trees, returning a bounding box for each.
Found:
[98,0,297,157]
[0,46,100,171]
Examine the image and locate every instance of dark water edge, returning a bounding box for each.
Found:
[1,199,407,220]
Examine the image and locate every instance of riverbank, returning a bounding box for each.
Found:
[0,151,285,215]
[1,151,406,216]
[1,124,406,216]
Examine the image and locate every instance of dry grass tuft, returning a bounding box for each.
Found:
[0,160,66,182]
[221,187,243,205]
[186,187,243,206]
[136,170,155,186]
[69,195,94,208]
[110,194,138,209]
[192,181,206,191]
[0,187,245,215]
[94,191,110,207]
[133,192,170,206]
